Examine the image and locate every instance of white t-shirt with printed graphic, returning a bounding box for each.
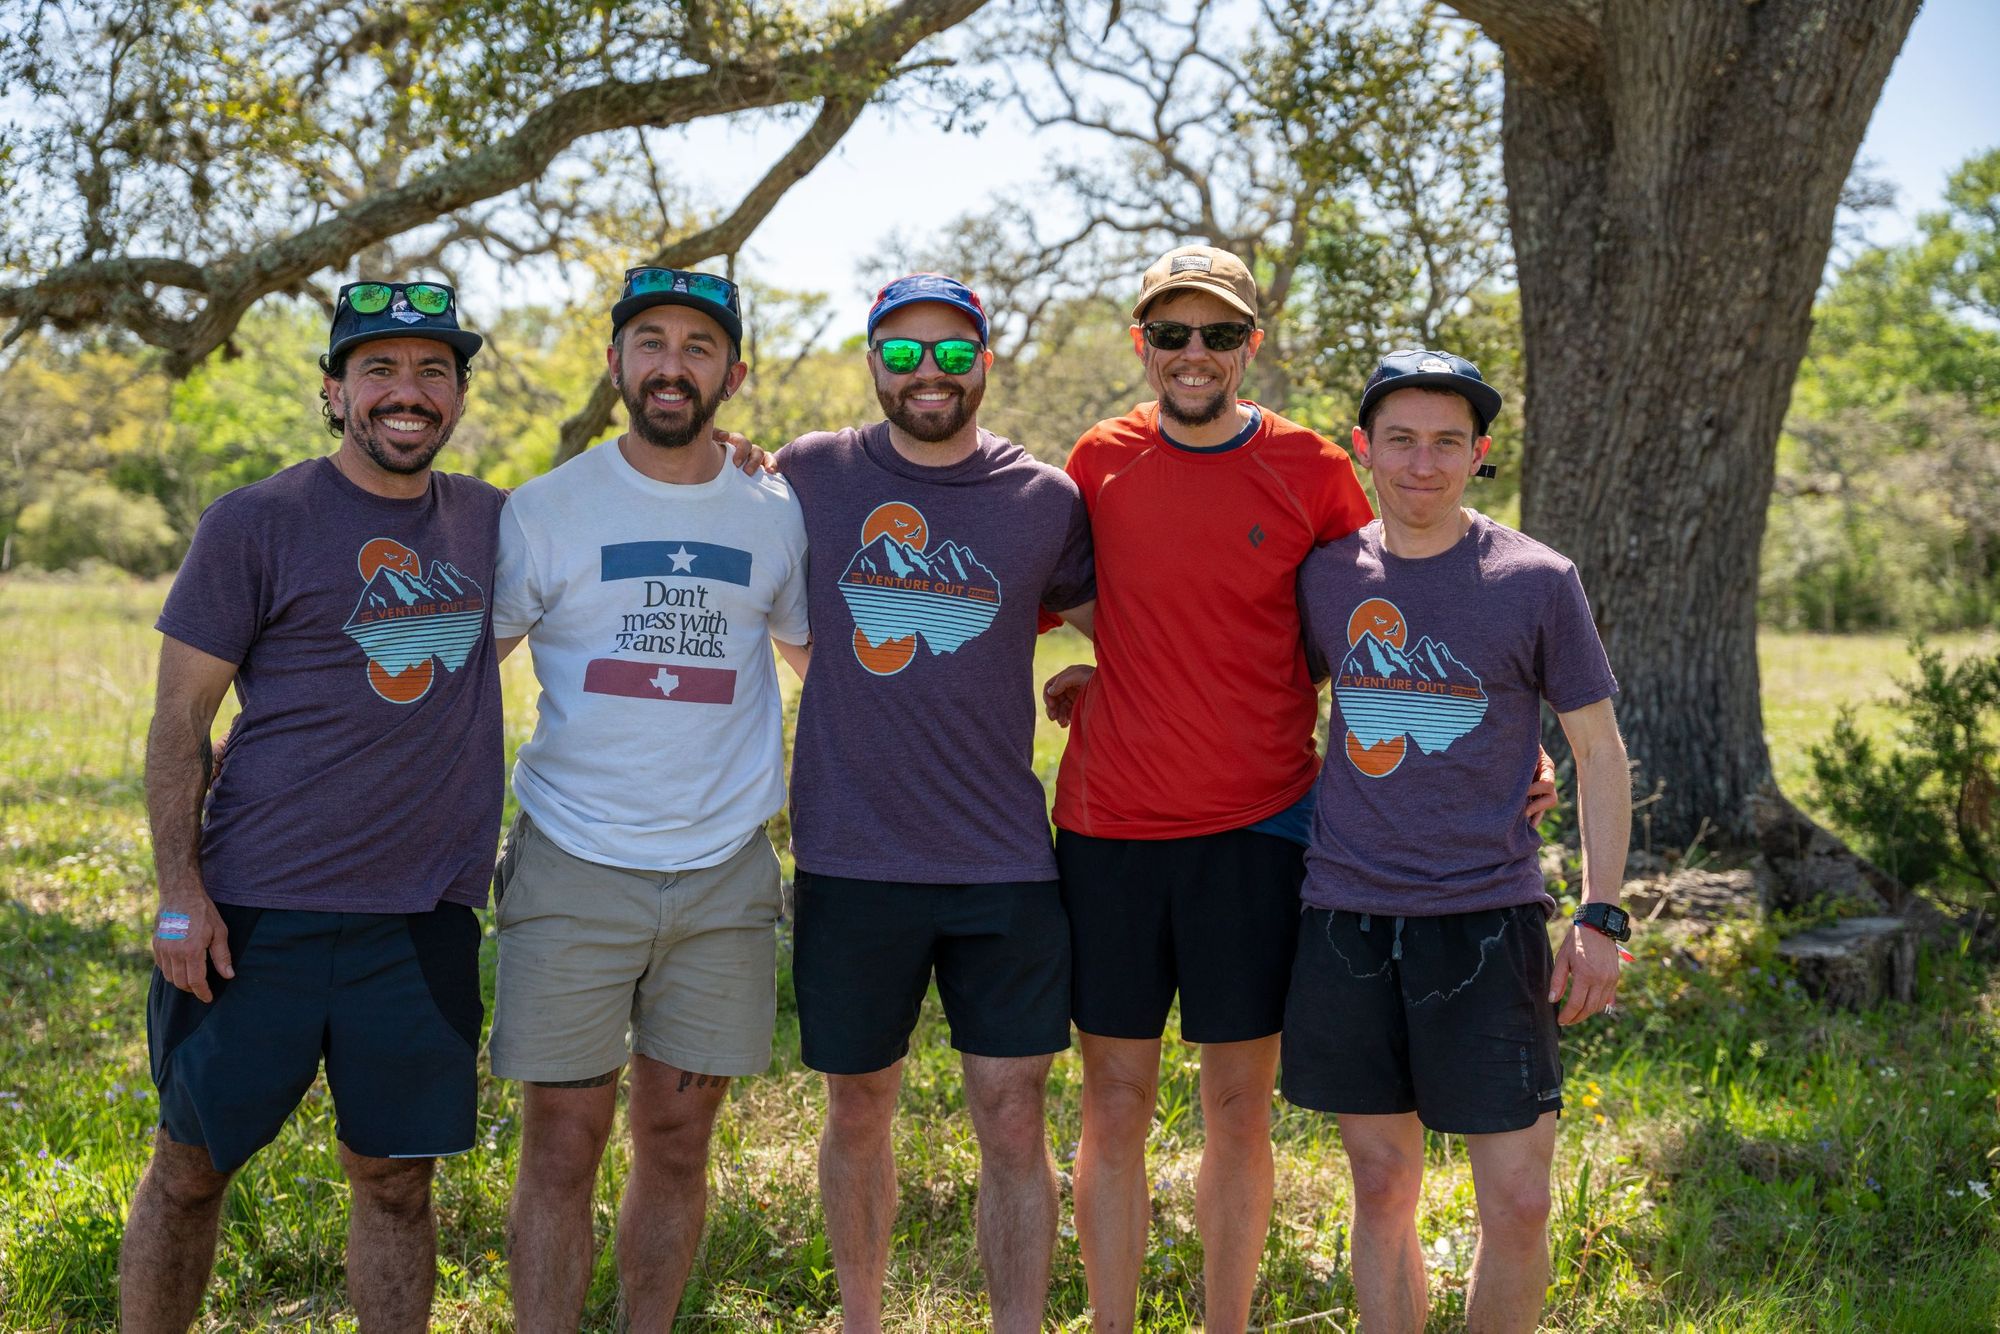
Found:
[495,438,809,871]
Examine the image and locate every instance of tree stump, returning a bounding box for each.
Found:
[1776,917,1916,1010]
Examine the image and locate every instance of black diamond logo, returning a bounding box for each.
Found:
[1248,524,1266,548]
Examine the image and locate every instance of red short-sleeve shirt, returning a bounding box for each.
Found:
[1053,402,1374,839]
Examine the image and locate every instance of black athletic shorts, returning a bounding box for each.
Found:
[1056,827,1305,1044]
[791,872,1072,1075]
[148,902,483,1174]
[1281,904,1564,1135]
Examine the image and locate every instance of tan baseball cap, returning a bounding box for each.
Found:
[1132,245,1259,323]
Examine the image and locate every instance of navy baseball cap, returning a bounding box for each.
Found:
[1359,349,1503,436]
[867,273,989,344]
[327,281,483,362]
[610,267,744,349]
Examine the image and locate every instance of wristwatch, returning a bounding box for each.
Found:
[1572,902,1632,942]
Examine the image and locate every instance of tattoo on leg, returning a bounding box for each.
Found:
[531,1071,619,1089]
[675,1071,728,1093]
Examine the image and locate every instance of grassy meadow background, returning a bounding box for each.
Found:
[1,576,1997,1331]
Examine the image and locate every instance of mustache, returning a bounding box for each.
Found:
[369,404,442,424]
[640,375,700,403]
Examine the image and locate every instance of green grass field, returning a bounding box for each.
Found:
[1,578,1996,1331]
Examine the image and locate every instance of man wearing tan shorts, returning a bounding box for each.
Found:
[489,269,809,1330]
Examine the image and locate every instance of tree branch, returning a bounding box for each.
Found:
[1442,0,1600,70]
[1,0,988,375]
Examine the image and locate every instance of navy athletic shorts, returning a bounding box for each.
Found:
[792,872,1072,1075]
[1281,904,1564,1134]
[1057,826,1305,1044]
[147,902,482,1174]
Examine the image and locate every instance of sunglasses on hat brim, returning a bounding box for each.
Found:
[621,267,742,313]
[340,282,455,317]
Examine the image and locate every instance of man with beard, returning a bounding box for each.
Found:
[123,282,502,1333]
[774,274,1096,1334]
[489,267,808,1330]
[1042,247,1554,1332]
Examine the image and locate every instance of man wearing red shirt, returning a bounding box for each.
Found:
[1046,246,1372,1332]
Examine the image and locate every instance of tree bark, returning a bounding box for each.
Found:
[1449,0,1922,843]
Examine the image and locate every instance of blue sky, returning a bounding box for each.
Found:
[685,0,1999,311]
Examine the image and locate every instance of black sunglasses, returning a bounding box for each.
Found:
[1141,320,1256,353]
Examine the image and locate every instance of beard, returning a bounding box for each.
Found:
[1158,375,1231,429]
[876,376,984,444]
[348,405,450,475]
[622,371,727,450]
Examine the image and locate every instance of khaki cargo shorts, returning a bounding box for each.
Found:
[487,812,783,1082]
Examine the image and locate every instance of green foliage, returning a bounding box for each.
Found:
[1809,643,2000,910]
[1763,147,2000,632]
[12,471,180,577]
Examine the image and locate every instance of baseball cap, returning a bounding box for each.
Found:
[327,281,483,362]
[610,267,744,349]
[867,273,989,344]
[1132,245,1259,323]
[1358,349,1503,436]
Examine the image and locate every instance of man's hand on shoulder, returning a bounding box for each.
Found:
[153,888,234,1004]
[715,427,776,475]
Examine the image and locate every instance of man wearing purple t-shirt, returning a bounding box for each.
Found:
[775,274,1096,1334]
[121,283,503,1334]
[1280,350,1631,1334]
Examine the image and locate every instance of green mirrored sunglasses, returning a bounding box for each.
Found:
[621,268,741,312]
[344,282,454,317]
[872,337,982,376]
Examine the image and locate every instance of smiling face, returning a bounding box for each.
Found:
[609,304,747,450]
[869,302,990,445]
[324,337,467,477]
[1353,386,1492,538]
[1132,289,1264,430]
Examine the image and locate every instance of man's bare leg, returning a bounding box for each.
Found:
[1463,1112,1558,1334]
[618,1054,731,1330]
[1337,1113,1428,1334]
[508,1071,620,1333]
[961,1052,1059,1334]
[119,1131,232,1334]
[1074,1032,1163,1333]
[1193,1036,1281,1334]
[818,1062,903,1334]
[341,1145,438,1333]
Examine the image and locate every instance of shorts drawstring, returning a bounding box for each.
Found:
[1391,915,1405,961]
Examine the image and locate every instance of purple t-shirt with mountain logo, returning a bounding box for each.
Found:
[778,423,1095,883]
[157,458,505,914]
[1297,513,1616,917]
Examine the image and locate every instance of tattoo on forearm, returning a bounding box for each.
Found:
[676,1071,728,1093]
[531,1071,619,1089]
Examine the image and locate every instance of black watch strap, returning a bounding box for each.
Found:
[1572,902,1631,942]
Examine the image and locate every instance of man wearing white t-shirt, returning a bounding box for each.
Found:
[490,268,809,1330]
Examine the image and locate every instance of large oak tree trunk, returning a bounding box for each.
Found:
[1451,0,1922,844]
